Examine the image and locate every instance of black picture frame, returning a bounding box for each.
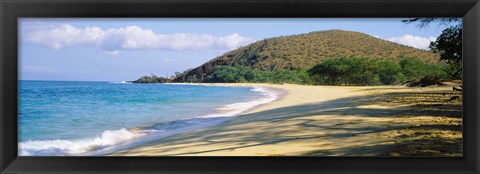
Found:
[1,0,479,173]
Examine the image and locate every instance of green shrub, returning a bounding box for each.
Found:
[133,74,169,83]
[206,66,254,83]
[308,57,381,85]
[203,57,447,86]
[377,61,405,85]
[308,57,447,86]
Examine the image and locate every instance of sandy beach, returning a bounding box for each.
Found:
[111,83,462,156]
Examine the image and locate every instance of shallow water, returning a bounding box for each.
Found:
[18,81,280,156]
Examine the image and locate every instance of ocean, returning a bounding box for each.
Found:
[18,81,281,156]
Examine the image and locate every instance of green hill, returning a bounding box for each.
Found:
[173,30,440,82]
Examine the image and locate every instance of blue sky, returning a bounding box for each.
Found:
[19,18,460,81]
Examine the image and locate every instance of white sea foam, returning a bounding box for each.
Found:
[19,85,284,156]
[83,117,230,156]
[199,86,281,118]
[109,81,132,84]
[19,128,145,156]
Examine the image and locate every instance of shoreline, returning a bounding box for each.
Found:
[199,84,289,118]
[111,83,462,156]
[92,84,288,156]
[19,83,285,156]
[108,84,364,156]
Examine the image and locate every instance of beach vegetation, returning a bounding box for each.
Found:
[173,30,440,82]
[205,66,254,83]
[404,18,462,80]
[137,29,459,86]
[307,57,447,86]
[205,66,312,84]
[133,74,170,83]
[429,25,462,80]
[199,57,448,86]
[398,57,448,81]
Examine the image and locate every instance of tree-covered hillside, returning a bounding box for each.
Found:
[173,30,440,82]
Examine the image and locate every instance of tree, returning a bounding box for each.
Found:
[187,75,199,82]
[174,72,182,78]
[398,57,447,81]
[403,18,462,80]
[402,18,461,28]
[429,25,462,80]
[308,57,381,86]
[307,57,446,86]
[377,61,405,85]
[207,66,253,83]
[133,74,170,83]
[399,57,429,80]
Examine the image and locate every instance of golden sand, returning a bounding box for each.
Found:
[111,83,462,156]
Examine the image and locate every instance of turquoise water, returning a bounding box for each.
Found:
[18,81,279,156]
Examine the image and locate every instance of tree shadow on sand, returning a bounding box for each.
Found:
[114,90,462,156]
[304,136,462,156]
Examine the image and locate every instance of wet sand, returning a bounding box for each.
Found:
[111,83,462,156]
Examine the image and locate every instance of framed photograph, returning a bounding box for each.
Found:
[1,0,479,173]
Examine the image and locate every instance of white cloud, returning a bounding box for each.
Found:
[386,34,436,50]
[22,65,57,73]
[26,25,104,49]
[24,25,255,55]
